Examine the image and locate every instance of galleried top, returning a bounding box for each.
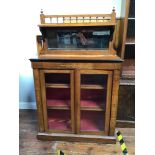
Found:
[39,8,116,27]
[36,8,121,61]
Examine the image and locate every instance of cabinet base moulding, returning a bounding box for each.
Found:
[37,132,116,144]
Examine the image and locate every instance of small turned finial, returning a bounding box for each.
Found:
[40,9,43,14]
[112,7,115,12]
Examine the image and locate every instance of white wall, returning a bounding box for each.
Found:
[19,0,124,109]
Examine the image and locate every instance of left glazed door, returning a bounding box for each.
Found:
[40,70,75,133]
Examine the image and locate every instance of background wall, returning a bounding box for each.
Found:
[19,0,124,109]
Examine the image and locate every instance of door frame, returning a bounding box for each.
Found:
[75,69,113,135]
[40,69,75,133]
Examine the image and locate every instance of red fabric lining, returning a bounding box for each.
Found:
[47,110,105,131]
[47,99,70,107]
[81,100,104,108]
[48,110,71,130]
[80,111,104,131]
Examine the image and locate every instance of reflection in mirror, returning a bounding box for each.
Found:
[46,27,113,50]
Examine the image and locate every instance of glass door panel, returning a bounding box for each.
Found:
[46,88,70,109]
[76,70,112,135]
[40,70,74,133]
[81,111,104,132]
[47,109,71,131]
[80,89,106,111]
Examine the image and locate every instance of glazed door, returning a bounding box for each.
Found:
[40,70,75,133]
[75,70,113,135]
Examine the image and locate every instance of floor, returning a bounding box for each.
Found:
[19,110,135,155]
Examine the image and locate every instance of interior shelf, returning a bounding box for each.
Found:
[46,83,70,88]
[80,111,104,132]
[125,38,135,45]
[120,59,135,85]
[81,100,105,111]
[47,99,105,111]
[80,89,106,111]
[47,99,70,110]
[128,17,135,20]
[46,88,71,109]
[47,110,71,131]
[122,59,135,79]
[81,84,105,90]
[46,83,105,89]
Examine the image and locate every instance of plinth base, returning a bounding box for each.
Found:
[37,132,116,144]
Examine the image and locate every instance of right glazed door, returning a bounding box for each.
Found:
[75,70,113,135]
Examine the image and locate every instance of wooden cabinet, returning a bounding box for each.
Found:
[30,60,122,143]
[30,9,124,143]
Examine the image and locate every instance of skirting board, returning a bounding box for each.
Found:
[19,102,36,109]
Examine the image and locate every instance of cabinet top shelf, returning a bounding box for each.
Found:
[30,55,123,62]
[38,22,116,27]
[39,9,116,27]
